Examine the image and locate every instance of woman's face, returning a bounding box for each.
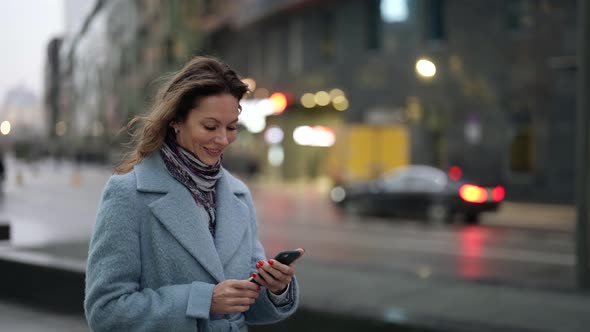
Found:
[174,93,240,166]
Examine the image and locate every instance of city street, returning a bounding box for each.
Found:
[252,183,576,291]
[2,0,586,330]
[0,157,578,286]
[0,157,582,330]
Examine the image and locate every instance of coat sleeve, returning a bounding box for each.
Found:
[240,190,300,325]
[84,175,212,332]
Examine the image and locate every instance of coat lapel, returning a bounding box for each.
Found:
[135,153,225,282]
[149,192,225,282]
[214,169,249,268]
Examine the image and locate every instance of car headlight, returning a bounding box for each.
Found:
[330,186,346,203]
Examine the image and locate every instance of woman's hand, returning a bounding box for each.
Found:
[210,279,261,314]
[252,248,305,295]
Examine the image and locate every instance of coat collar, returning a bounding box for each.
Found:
[134,153,250,283]
[135,152,249,195]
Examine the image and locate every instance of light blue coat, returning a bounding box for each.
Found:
[85,153,299,331]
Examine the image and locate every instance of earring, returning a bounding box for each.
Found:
[174,128,179,134]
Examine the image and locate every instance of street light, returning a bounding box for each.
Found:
[416,58,437,79]
[0,121,11,136]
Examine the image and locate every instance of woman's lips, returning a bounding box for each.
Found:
[204,147,222,156]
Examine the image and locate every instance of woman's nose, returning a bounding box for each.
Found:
[214,131,229,146]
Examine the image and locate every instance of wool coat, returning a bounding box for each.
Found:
[85,153,299,331]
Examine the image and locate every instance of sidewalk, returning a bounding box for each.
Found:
[482,202,576,231]
[0,299,87,332]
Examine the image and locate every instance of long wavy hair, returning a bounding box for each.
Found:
[115,56,249,174]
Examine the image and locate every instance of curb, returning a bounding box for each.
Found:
[0,256,85,314]
[0,224,9,240]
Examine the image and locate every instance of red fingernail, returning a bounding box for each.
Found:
[256,263,261,269]
[258,260,264,265]
[257,287,261,291]
[268,260,274,265]
[251,273,257,278]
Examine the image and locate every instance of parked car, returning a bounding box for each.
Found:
[329,165,505,224]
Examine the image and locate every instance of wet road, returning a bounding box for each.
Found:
[252,184,576,290]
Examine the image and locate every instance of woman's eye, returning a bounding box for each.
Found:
[204,125,216,131]
[228,126,238,131]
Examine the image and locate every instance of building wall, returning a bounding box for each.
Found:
[50,0,578,202]
[44,38,62,138]
[206,0,578,203]
[54,0,209,160]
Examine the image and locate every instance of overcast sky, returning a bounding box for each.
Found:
[0,0,64,102]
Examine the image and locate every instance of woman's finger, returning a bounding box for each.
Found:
[268,259,296,275]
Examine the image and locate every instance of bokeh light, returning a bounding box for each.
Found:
[0,121,11,135]
[300,93,316,108]
[416,58,436,78]
[314,91,331,106]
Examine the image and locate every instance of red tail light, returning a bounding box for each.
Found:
[492,186,505,202]
[459,184,487,203]
[448,166,463,181]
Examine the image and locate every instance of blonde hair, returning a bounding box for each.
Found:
[115,56,249,174]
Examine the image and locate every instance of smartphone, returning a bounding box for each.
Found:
[250,249,302,284]
[273,250,302,265]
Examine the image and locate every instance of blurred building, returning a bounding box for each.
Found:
[199,0,578,203]
[50,0,209,161]
[64,0,96,38]
[44,37,63,139]
[0,87,44,140]
[46,0,578,203]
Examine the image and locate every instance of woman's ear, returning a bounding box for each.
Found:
[169,122,179,134]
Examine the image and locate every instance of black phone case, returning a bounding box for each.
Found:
[273,250,301,265]
[250,250,302,285]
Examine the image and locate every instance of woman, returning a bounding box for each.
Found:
[85,56,303,331]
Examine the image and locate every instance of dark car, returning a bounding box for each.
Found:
[329,165,505,224]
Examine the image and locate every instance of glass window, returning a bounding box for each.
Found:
[266,28,281,80]
[506,0,535,31]
[424,0,445,40]
[510,126,535,173]
[319,11,335,61]
[381,0,409,23]
[405,175,445,192]
[381,175,406,190]
[288,17,303,75]
[367,0,382,50]
[248,37,263,79]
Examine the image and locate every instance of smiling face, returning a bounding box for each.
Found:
[173,93,240,166]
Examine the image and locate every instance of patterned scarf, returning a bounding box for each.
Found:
[160,135,222,237]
